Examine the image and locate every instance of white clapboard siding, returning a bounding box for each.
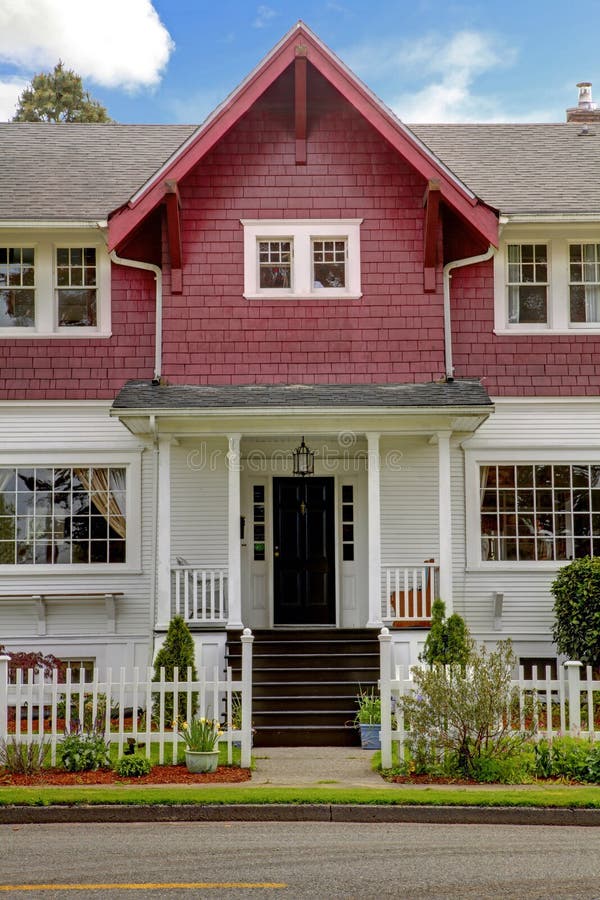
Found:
[0,403,153,647]
[380,437,439,566]
[467,399,600,448]
[170,440,228,567]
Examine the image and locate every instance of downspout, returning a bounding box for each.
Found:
[109,251,163,384]
[443,245,495,381]
[148,413,159,666]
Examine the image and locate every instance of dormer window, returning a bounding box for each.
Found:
[242,219,362,300]
[0,234,110,338]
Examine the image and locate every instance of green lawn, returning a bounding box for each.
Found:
[2,784,600,808]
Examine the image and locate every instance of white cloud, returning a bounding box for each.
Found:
[253,5,277,28]
[342,30,547,122]
[0,75,29,120]
[0,0,174,91]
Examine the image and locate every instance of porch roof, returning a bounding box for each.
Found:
[112,379,492,413]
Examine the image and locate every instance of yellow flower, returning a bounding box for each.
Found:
[182,722,189,730]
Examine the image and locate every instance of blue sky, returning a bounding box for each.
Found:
[0,0,599,124]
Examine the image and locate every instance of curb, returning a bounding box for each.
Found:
[1,804,600,826]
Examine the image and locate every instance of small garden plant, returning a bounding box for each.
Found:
[0,738,47,775]
[176,716,221,752]
[354,688,381,725]
[59,726,111,772]
[114,754,152,778]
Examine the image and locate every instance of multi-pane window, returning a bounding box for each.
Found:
[341,484,354,561]
[480,463,600,562]
[312,239,346,288]
[258,240,292,289]
[507,244,548,324]
[252,485,266,561]
[56,247,97,327]
[0,247,35,327]
[0,466,126,565]
[569,243,600,323]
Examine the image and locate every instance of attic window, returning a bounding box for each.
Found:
[242,219,362,300]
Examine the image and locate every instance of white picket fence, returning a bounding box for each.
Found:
[0,628,254,769]
[378,628,600,769]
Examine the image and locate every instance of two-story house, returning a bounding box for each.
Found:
[1,23,599,743]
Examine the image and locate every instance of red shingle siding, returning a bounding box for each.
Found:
[451,263,600,396]
[0,267,155,400]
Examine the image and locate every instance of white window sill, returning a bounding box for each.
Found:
[0,564,139,575]
[495,327,600,336]
[0,331,112,339]
[466,562,565,573]
[244,293,363,301]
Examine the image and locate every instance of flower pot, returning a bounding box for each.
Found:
[359,723,381,750]
[184,750,219,773]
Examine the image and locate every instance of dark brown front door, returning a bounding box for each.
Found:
[273,477,336,625]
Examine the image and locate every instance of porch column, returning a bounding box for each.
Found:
[366,431,382,627]
[156,435,172,630]
[227,434,243,629]
[436,430,453,612]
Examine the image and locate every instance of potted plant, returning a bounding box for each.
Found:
[354,688,381,749]
[177,716,221,772]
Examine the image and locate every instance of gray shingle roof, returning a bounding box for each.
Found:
[0,123,195,220]
[1,120,598,221]
[112,379,492,411]
[411,123,600,215]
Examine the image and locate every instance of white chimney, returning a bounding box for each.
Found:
[566,82,600,123]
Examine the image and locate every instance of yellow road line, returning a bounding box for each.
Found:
[0,884,287,892]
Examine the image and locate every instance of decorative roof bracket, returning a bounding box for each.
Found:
[164,179,183,293]
[295,46,308,165]
[423,179,440,292]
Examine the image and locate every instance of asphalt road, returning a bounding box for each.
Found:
[1,821,599,898]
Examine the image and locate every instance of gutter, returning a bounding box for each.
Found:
[443,245,495,381]
[109,251,162,383]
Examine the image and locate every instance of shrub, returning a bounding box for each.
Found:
[0,646,65,683]
[401,639,534,778]
[551,556,600,668]
[59,726,110,772]
[0,738,47,775]
[114,754,151,778]
[419,600,471,666]
[152,616,198,722]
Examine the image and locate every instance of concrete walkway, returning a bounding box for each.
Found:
[252,745,386,788]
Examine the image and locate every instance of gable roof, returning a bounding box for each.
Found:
[107,22,498,250]
[0,123,195,222]
[412,123,600,217]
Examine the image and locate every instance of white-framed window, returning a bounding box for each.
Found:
[0,233,110,337]
[466,450,600,567]
[569,242,600,324]
[241,219,362,300]
[0,454,140,571]
[494,226,600,334]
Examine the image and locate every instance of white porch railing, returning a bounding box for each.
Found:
[0,629,254,769]
[172,566,228,625]
[381,562,438,624]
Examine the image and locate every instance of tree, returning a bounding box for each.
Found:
[551,556,600,668]
[152,617,198,722]
[12,61,111,123]
[420,599,471,666]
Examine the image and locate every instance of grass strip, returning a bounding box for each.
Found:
[1,784,600,808]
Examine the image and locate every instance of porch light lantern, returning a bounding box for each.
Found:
[292,436,314,476]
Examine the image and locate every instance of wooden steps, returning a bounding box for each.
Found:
[226,628,380,746]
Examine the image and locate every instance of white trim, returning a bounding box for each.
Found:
[0,230,111,338]
[465,448,600,570]
[227,434,243,628]
[155,437,172,627]
[494,223,600,334]
[0,220,107,230]
[0,451,141,574]
[436,431,452,609]
[366,432,381,627]
[242,219,362,300]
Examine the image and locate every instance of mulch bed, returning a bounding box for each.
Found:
[0,765,251,786]
[388,774,480,785]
